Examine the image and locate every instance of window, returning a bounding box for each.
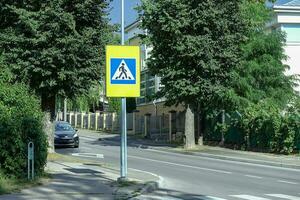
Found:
[281,24,300,43]
[55,123,73,131]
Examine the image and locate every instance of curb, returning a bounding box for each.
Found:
[114,177,163,200]
[114,169,163,200]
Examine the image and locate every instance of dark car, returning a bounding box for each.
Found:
[54,121,79,148]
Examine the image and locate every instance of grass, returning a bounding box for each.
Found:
[116,180,139,188]
[0,171,50,195]
[47,152,84,163]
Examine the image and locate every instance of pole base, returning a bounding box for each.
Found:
[117,177,129,183]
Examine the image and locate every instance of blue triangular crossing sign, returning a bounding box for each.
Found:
[110,58,136,84]
[112,59,135,81]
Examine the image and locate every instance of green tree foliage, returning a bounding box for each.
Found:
[0,0,112,119]
[68,82,102,112]
[108,98,121,113]
[140,0,247,111]
[231,0,297,109]
[0,82,47,177]
[140,0,248,147]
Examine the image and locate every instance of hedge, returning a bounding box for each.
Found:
[0,83,47,178]
[205,100,300,154]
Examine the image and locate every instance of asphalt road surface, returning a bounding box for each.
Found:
[56,131,300,200]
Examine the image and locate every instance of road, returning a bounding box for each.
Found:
[56,131,300,200]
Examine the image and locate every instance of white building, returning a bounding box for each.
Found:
[272,0,300,91]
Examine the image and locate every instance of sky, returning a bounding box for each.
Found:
[109,0,140,26]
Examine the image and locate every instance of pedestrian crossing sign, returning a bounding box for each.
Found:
[111,59,136,84]
[106,45,140,97]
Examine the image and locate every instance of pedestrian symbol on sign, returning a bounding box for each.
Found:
[111,58,136,84]
[117,63,129,80]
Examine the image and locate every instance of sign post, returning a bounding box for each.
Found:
[27,142,34,180]
[105,0,140,181]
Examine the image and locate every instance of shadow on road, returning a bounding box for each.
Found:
[82,134,179,150]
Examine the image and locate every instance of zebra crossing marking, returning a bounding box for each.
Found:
[202,196,227,200]
[244,174,263,179]
[266,194,300,200]
[230,195,270,200]
[277,180,298,185]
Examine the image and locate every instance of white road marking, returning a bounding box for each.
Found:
[277,180,299,185]
[230,195,270,200]
[244,175,263,179]
[266,194,300,200]
[145,148,300,172]
[204,196,228,200]
[71,153,104,159]
[128,155,232,174]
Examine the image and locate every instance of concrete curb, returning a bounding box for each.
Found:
[115,181,159,200]
[114,177,163,200]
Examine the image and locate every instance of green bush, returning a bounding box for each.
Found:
[207,99,300,154]
[0,82,47,178]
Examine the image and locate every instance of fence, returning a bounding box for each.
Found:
[56,111,185,142]
[57,110,300,152]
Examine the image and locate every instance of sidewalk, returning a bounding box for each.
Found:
[0,160,160,200]
[79,129,300,169]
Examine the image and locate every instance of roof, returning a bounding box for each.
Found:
[125,20,140,32]
[274,0,300,6]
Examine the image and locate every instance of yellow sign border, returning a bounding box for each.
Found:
[106,45,141,97]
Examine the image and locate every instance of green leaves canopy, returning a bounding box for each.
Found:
[140,0,297,112]
[0,0,112,99]
[140,0,247,110]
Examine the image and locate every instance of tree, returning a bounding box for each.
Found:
[140,0,248,148]
[231,0,297,109]
[108,98,121,113]
[0,0,112,119]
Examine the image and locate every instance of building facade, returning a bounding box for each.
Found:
[272,0,300,91]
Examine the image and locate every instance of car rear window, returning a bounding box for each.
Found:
[55,123,73,131]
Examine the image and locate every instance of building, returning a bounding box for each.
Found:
[125,0,300,116]
[272,0,300,91]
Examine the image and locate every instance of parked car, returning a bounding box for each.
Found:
[54,121,79,148]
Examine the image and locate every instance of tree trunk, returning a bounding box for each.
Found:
[184,105,195,149]
[197,113,204,145]
[41,94,56,121]
[43,112,55,153]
